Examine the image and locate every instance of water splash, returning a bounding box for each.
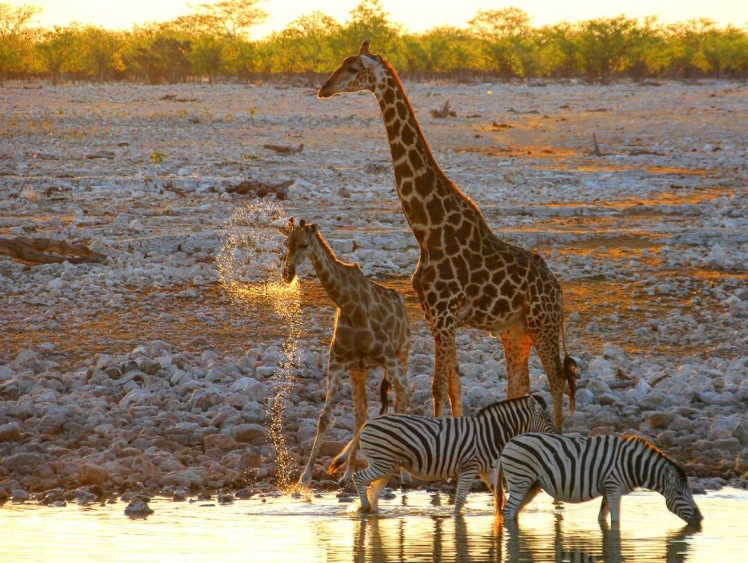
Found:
[216,200,302,492]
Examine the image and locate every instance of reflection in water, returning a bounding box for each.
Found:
[322,491,712,562]
[216,200,302,491]
[1,490,745,562]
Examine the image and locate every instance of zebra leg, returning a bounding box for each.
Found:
[368,476,389,513]
[604,489,623,526]
[298,362,344,487]
[341,368,368,485]
[502,479,541,521]
[453,469,478,514]
[353,466,393,513]
[598,496,610,525]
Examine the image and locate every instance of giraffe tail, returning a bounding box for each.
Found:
[561,298,578,413]
[328,426,364,475]
[379,374,391,416]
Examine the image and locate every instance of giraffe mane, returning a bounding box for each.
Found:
[621,433,688,483]
[378,57,490,224]
[312,225,360,270]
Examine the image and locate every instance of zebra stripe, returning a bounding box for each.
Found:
[497,433,703,526]
[328,395,555,513]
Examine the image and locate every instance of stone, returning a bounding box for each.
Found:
[79,463,109,485]
[203,433,237,452]
[124,498,154,517]
[647,412,675,429]
[0,421,22,442]
[226,423,266,445]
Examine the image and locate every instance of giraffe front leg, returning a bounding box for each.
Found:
[500,325,532,400]
[341,368,368,485]
[298,363,344,487]
[432,321,459,417]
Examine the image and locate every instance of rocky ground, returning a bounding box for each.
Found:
[0,78,746,504]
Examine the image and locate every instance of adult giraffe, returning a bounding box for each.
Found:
[318,40,577,429]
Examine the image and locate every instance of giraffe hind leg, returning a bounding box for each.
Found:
[341,368,368,485]
[500,327,532,399]
[527,311,567,431]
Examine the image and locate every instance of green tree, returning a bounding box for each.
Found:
[405,27,477,75]
[127,25,192,83]
[627,17,669,80]
[190,0,267,41]
[281,11,340,72]
[80,26,124,81]
[535,23,582,78]
[469,7,534,79]
[720,26,748,79]
[337,0,403,67]
[665,19,713,79]
[34,25,82,83]
[0,2,37,80]
[577,16,640,82]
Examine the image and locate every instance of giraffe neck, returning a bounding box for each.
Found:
[372,62,486,248]
[307,232,357,309]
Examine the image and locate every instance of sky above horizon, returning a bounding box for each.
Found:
[7,0,748,37]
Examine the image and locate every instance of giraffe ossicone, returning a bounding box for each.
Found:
[318,40,577,430]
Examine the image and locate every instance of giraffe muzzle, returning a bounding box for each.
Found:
[317,83,334,99]
[282,264,297,284]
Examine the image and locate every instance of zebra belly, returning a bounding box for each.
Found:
[398,459,458,482]
[537,475,602,503]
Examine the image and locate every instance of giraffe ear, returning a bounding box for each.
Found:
[360,53,377,69]
[275,217,294,235]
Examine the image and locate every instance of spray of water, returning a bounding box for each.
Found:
[216,200,303,493]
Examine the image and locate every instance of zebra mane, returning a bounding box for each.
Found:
[622,433,688,483]
[475,394,545,417]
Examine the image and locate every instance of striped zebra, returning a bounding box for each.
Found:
[328,395,555,513]
[496,433,703,526]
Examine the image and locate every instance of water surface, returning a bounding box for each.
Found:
[1,488,745,562]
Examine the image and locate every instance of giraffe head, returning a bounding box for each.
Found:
[276,217,317,284]
[318,39,385,99]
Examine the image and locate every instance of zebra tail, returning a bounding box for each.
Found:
[494,463,505,518]
[379,375,391,416]
[328,426,364,475]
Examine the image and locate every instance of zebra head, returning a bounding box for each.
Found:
[524,394,556,434]
[663,463,703,527]
[477,394,555,436]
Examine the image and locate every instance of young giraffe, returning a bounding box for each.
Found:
[277,218,413,486]
[318,40,577,430]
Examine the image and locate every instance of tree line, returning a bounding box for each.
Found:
[1,0,746,84]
